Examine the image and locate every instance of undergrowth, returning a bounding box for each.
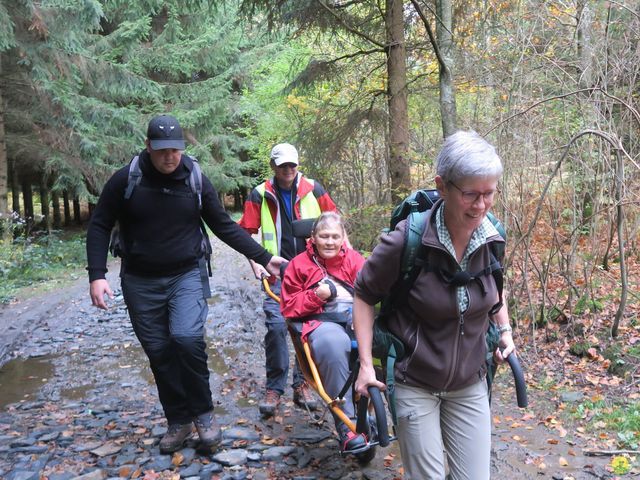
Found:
[571,397,640,449]
[0,232,86,303]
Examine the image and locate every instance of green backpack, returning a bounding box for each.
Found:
[372,189,507,424]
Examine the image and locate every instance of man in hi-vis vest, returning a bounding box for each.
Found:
[239,143,337,417]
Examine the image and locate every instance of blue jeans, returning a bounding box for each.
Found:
[122,268,212,424]
[263,280,303,394]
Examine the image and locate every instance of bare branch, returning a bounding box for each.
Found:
[510,129,628,258]
[317,0,386,48]
[409,0,446,72]
[484,88,599,135]
[607,0,640,19]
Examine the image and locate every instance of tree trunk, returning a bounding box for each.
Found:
[23,182,34,219]
[436,0,457,137]
[52,190,61,229]
[386,0,411,203]
[73,196,82,225]
[39,179,50,232]
[10,159,19,215]
[611,151,628,337]
[0,57,9,241]
[63,190,71,226]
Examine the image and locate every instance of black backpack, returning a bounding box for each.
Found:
[108,155,213,275]
[372,189,507,424]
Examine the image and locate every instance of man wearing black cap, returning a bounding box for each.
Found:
[86,114,285,454]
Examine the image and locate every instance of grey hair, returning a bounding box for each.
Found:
[311,212,346,236]
[435,130,503,183]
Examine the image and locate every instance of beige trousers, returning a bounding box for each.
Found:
[395,379,491,480]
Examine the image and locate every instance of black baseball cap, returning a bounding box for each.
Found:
[147,114,185,150]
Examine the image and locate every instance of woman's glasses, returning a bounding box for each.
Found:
[449,181,499,205]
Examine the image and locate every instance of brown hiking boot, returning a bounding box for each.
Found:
[159,422,193,454]
[194,411,222,452]
[293,382,319,411]
[259,389,281,417]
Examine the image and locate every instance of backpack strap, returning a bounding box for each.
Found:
[187,156,203,210]
[124,155,142,200]
[187,157,213,277]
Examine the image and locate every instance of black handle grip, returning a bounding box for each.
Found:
[356,386,390,447]
[506,354,528,408]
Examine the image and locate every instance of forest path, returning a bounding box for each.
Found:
[0,237,615,479]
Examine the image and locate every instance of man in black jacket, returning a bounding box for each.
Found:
[86,114,284,454]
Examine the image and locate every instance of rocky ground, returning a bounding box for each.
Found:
[0,238,617,479]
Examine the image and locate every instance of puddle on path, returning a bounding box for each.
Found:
[0,345,235,409]
[0,355,56,408]
[207,294,222,305]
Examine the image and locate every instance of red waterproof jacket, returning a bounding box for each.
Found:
[281,241,365,322]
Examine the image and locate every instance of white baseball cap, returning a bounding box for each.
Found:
[270,143,299,166]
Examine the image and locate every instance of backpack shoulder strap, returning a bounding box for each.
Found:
[124,155,142,200]
[187,156,203,210]
[382,209,429,311]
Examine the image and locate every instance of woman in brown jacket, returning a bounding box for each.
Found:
[353,130,516,480]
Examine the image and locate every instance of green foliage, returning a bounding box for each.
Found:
[602,343,640,377]
[4,0,274,198]
[0,232,86,303]
[238,39,312,176]
[572,398,640,449]
[0,1,15,51]
[574,295,604,315]
[344,204,391,254]
[568,340,594,357]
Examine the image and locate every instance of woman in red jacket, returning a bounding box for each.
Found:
[280,212,367,453]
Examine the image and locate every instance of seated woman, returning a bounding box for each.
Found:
[280,212,367,453]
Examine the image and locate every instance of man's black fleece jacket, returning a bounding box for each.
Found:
[86,150,272,282]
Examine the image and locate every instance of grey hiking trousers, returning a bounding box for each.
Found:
[122,267,212,424]
[395,380,491,480]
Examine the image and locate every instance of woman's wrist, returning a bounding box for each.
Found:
[497,324,512,335]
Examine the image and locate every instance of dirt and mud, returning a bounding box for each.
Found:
[0,237,617,479]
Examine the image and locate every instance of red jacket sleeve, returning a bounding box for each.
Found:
[238,188,262,234]
[318,191,337,213]
[280,256,325,319]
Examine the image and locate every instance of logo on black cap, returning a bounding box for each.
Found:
[147,115,185,150]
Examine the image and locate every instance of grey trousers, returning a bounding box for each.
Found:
[122,268,212,424]
[395,380,491,480]
[263,280,303,393]
[307,321,355,420]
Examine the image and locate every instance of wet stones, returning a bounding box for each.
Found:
[0,246,402,480]
[212,449,248,466]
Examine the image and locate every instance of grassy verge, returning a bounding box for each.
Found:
[0,232,87,304]
[571,397,640,450]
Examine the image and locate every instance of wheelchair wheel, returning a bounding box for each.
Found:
[355,444,376,465]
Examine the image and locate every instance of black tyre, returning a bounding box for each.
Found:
[507,354,528,408]
[355,445,376,465]
[356,386,390,448]
[369,387,390,447]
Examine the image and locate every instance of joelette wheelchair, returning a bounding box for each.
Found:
[262,275,392,465]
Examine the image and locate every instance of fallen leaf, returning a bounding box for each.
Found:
[172,452,184,466]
